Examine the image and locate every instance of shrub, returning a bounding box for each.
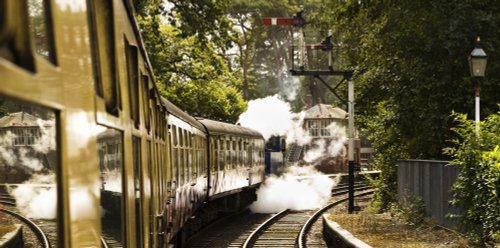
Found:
[446,111,500,244]
[389,189,426,227]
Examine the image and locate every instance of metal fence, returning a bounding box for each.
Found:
[397,160,462,229]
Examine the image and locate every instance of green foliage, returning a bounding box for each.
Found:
[166,0,235,49]
[227,0,299,100]
[446,112,500,244]
[136,3,246,121]
[311,0,500,211]
[363,101,409,212]
[390,190,427,227]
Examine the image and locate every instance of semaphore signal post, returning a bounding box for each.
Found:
[263,10,358,213]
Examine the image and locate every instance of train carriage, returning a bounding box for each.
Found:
[197,118,265,199]
[161,97,208,244]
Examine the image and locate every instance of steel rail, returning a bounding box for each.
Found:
[0,207,51,248]
[101,236,109,248]
[332,185,372,197]
[241,209,290,248]
[297,190,374,248]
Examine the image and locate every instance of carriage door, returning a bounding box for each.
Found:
[146,140,157,248]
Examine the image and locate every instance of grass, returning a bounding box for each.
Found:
[329,211,473,248]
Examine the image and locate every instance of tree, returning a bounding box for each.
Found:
[314,0,500,210]
[226,1,298,100]
[135,1,246,122]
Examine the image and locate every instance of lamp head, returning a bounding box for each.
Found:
[469,36,488,78]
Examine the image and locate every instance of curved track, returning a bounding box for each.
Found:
[0,208,51,248]
[297,190,374,248]
[242,187,373,248]
[242,209,314,248]
[185,182,371,248]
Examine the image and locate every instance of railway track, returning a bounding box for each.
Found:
[1,193,59,248]
[1,193,112,248]
[297,190,374,248]
[186,183,372,248]
[0,208,51,248]
[242,209,314,247]
[242,189,373,248]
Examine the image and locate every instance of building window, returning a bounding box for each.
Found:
[307,120,318,137]
[320,120,332,137]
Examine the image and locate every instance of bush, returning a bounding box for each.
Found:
[391,190,427,227]
[446,111,500,244]
[362,102,410,212]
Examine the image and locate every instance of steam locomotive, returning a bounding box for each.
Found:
[0,0,265,247]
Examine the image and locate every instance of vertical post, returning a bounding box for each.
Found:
[298,28,305,69]
[328,29,332,69]
[474,79,480,135]
[348,79,355,213]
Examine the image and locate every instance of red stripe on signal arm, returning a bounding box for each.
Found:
[262,17,295,26]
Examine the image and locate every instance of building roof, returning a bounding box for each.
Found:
[304,104,346,119]
[0,112,40,128]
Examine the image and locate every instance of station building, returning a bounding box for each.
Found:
[301,104,373,173]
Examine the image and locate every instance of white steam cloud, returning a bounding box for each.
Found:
[18,147,44,171]
[238,96,347,213]
[9,173,57,219]
[238,95,293,140]
[238,95,311,144]
[101,169,123,192]
[285,111,312,146]
[33,118,56,153]
[70,188,99,220]
[282,75,300,101]
[249,165,339,213]
[303,122,347,163]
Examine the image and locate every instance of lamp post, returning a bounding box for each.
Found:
[468,36,488,134]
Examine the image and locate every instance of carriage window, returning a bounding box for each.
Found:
[28,0,55,63]
[132,137,143,248]
[0,1,35,71]
[179,148,184,183]
[172,125,177,146]
[88,0,119,115]
[160,116,166,140]
[125,40,139,128]
[141,75,151,132]
[172,147,178,183]
[0,97,60,246]
[189,134,194,175]
[98,128,124,246]
[178,128,183,147]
